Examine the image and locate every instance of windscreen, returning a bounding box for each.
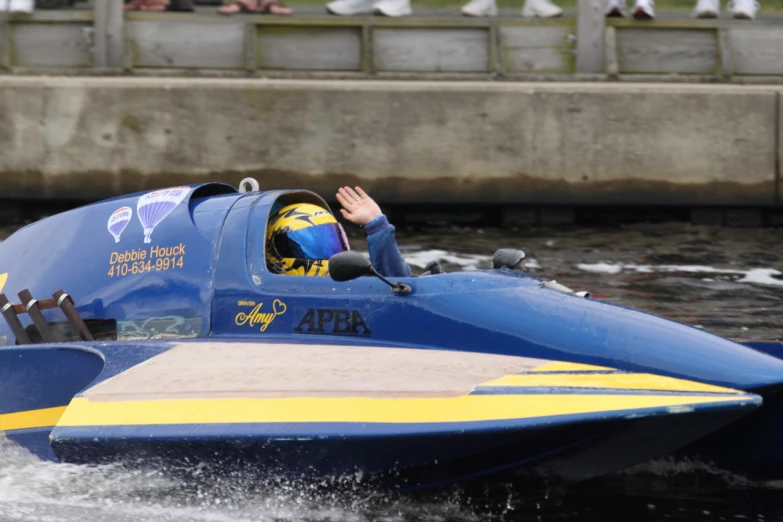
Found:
[272,223,349,260]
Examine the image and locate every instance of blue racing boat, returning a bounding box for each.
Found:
[0,181,780,487]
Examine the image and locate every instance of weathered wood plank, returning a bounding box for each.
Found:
[94,0,124,68]
[374,28,489,73]
[729,27,783,75]
[500,26,571,73]
[489,21,499,74]
[504,48,569,73]
[128,20,245,69]
[244,22,256,71]
[17,10,94,22]
[500,25,570,48]
[256,26,361,71]
[10,23,93,67]
[605,26,618,77]
[0,15,10,70]
[576,0,604,73]
[617,28,717,74]
[718,28,732,78]
[361,23,372,73]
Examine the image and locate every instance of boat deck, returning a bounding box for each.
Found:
[83,342,550,400]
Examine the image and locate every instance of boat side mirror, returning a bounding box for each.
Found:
[493,248,526,270]
[329,251,413,295]
[329,251,372,282]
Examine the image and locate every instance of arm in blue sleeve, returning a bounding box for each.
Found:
[364,214,412,278]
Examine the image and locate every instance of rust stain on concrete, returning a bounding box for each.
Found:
[0,169,775,206]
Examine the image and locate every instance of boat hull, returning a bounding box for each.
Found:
[0,341,752,492]
[49,404,756,492]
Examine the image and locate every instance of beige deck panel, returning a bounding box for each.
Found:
[84,342,552,401]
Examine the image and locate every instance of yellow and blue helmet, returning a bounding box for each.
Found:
[266,202,350,276]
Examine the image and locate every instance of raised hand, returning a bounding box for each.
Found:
[336,186,382,226]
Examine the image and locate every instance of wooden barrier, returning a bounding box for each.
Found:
[0,5,782,79]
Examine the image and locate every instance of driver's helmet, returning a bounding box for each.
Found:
[266,202,350,276]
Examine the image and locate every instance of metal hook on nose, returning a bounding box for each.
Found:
[239,178,260,193]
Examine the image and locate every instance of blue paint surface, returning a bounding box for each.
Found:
[5,427,58,461]
[0,346,104,413]
[1,183,782,478]
[737,340,783,361]
[49,402,754,490]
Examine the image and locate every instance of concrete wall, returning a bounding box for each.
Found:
[0,77,780,205]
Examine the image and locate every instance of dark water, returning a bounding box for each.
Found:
[1,221,782,522]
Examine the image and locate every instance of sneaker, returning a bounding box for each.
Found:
[606,0,627,16]
[728,0,758,18]
[461,0,497,16]
[521,0,563,18]
[372,0,411,16]
[326,0,374,15]
[631,0,654,18]
[693,0,719,16]
[8,0,33,13]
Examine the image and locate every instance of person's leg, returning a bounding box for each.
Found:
[325,0,375,14]
[326,0,410,16]
[258,0,293,14]
[8,0,34,13]
[461,0,497,16]
[693,0,719,17]
[139,0,171,10]
[372,0,411,16]
[521,0,563,18]
[630,0,654,19]
[728,0,758,18]
[217,0,259,13]
[605,0,626,16]
[124,0,145,10]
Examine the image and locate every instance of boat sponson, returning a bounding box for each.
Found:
[42,342,761,489]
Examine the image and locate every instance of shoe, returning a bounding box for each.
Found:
[326,0,374,14]
[692,0,719,16]
[372,0,411,16]
[521,0,563,18]
[606,0,627,16]
[8,0,33,13]
[631,0,654,18]
[728,0,758,18]
[461,0,497,16]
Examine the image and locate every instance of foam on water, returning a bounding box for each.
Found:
[623,457,772,488]
[2,432,778,522]
[399,249,541,272]
[576,263,783,286]
[0,435,478,522]
[401,249,492,271]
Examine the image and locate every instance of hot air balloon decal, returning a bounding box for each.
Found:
[107,207,133,243]
[136,186,191,244]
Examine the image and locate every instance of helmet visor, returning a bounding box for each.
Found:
[273,223,349,261]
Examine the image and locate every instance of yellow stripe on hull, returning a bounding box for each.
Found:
[57,394,752,427]
[532,362,616,372]
[483,373,738,394]
[0,406,67,431]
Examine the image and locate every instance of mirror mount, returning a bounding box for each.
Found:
[368,267,413,295]
[493,248,526,271]
[328,251,412,296]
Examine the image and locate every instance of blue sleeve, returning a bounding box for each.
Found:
[364,214,412,278]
